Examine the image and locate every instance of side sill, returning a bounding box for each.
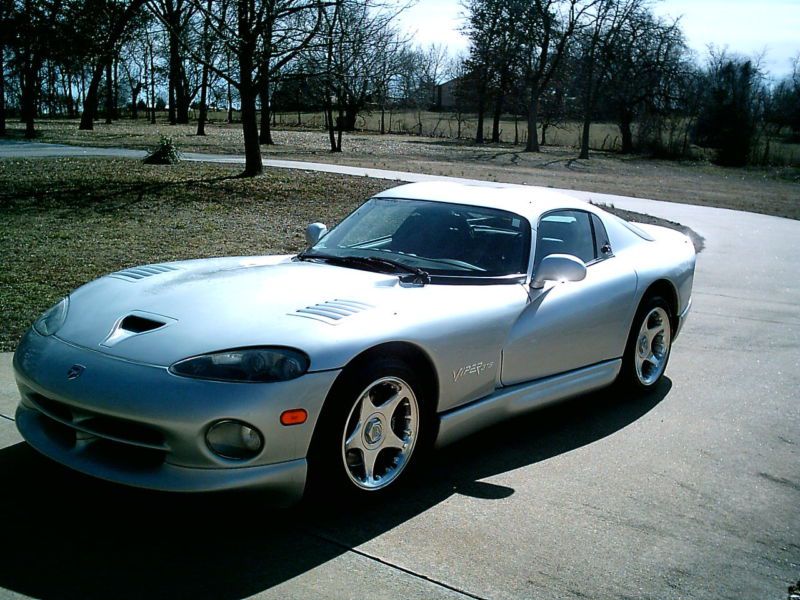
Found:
[435,359,622,448]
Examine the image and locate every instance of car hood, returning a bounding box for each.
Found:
[55,256,411,367]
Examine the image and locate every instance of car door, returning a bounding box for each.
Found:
[500,210,637,386]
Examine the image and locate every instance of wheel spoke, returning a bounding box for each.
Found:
[362,447,379,483]
[647,326,664,343]
[377,390,405,420]
[358,394,375,424]
[344,423,364,452]
[382,429,407,451]
[644,353,660,369]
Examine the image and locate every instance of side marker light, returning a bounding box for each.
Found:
[280,409,308,426]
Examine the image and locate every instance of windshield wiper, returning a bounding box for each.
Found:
[296,252,430,284]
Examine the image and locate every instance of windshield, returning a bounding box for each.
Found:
[309,197,531,278]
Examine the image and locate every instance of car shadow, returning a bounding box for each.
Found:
[0,380,670,599]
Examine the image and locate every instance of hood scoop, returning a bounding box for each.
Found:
[291,299,374,325]
[101,311,177,347]
[110,264,180,282]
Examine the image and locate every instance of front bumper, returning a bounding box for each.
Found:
[13,329,340,500]
[16,404,307,502]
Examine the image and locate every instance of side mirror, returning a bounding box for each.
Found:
[531,254,587,289]
[305,222,328,246]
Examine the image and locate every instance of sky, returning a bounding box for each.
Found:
[395,0,800,80]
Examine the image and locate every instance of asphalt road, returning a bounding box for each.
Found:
[0,141,798,600]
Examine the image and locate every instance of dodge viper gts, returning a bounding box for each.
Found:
[13,181,695,504]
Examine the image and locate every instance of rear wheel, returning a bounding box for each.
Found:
[619,296,673,390]
[307,357,428,499]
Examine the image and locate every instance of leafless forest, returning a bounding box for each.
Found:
[0,0,798,176]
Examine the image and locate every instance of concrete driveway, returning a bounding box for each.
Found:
[0,141,798,599]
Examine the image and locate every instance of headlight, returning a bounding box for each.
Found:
[169,347,310,382]
[33,297,69,336]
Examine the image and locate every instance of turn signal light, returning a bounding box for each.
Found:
[280,409,308,426]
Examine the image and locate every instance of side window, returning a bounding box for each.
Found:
[591,214,613,259]
[535,210,596,267]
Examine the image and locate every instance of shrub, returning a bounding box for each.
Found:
[144,136,181,165]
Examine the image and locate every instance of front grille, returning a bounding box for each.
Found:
[28,393,168,461]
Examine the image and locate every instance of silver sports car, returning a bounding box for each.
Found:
[13,182,695,504]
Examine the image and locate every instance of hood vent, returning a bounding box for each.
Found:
[292,299,374,325]
[100,311,176,348]
[119,315,164,334]
[110,264,179,282]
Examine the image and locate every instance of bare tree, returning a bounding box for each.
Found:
[463,0,504,143]
[79,0,149,130]
[576,0,639,159]
[174,0,326,175]
[601,10,687,154]
[9,0,65,137]
[0,0,9,136]
[119,24,151,119]
[196,0,216,135]
[306,0,404,151]
[519,0,597,152]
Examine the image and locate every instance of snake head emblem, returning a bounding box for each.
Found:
[67,364,86,380]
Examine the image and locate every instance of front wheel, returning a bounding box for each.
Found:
[618,296,673,390]
[307,358,428,499]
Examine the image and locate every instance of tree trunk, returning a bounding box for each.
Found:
[176,68,189,124]
[380,105,385,134]
[259,78,274,144]
[325,102,337,152]
[131,84,141,119]
[46,61,56,115]
[240,86,262,175]
[475,91,485,144]
[166,1,185,124]
[80,61,106,130]
[0,46,6,136]
[196,0,211,136]
[113,58,119,119]
[237,7,262,177]
[540,123,547,146]
[168,75,176,124]
[149,45,156,124]
[226,75,233,123]
[105,60,113,124]
[336,106,344,151]
[525,92,540,152]
[619,111,634,154]
[196,64,208,135]
[343,106,357,131]
[21,58,39,138]
[491,94,504,143]
[578,115,591,159]
[62,70,75,117]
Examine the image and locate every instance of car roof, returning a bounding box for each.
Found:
[373,181,594,223]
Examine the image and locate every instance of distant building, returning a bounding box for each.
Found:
[435,77,464,110]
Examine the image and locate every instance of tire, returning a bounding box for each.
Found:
[618,295,673,391]
[306,357,430,500]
